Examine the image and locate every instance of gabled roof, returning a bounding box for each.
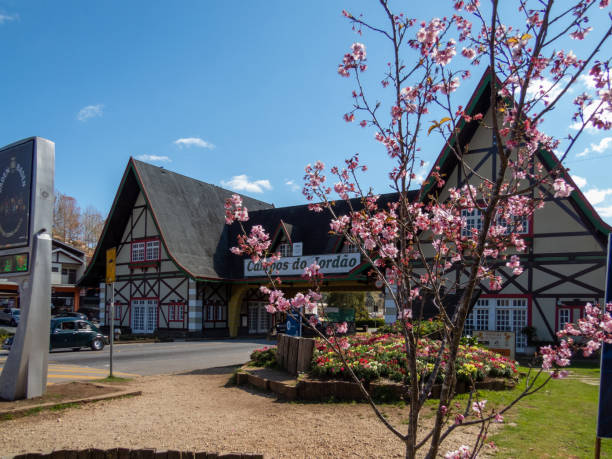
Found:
[421,68,611,241]
[52,239,85,259]
[226,192,416,278]
[80,159,273,285]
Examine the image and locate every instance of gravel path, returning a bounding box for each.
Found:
[0,368,493,458]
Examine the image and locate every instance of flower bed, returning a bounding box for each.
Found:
[310,334,518,384]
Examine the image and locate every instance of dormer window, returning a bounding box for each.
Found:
[278,243,292,258]
[341,242,359,253]
[132,238,160,263]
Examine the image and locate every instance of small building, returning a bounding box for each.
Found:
[51,239,87,315]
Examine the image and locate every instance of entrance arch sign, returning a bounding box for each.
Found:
[0,137,54,400]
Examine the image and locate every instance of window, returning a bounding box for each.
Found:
[461,209,529,236]
[465,297,529,352]
[146,240,160,261]
[131,242,145,262]
[248,302,272,334]
[278,243,292,258]
[77,321,92,331]
[462,209,483,236]
[132,239,160,262]
[61,321,76,330]
[168,302,185,322]
[341,242,360,253]
[204,300,227,329]
[52,266,59,273]
[61,268,77,284]
[558,308,571,331]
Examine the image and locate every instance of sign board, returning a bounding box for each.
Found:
[0,137,54,401]
[244,253,360,277]
[286,313,301,337]
[596,233,612,439]
[0,142,34,250]
[473,330,516,360]
[0,253,29,274]
[106,248,116,283]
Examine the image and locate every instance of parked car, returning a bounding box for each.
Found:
[50,318,108,351]
[0,308,20,326]
[4,318,108,352]
[53,312,88,321]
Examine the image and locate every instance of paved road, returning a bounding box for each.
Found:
[0,339,273,379]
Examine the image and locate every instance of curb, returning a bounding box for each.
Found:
[237,367,516,402]
[0,386,142,418]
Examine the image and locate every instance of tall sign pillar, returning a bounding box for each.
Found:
[0,137,54,400]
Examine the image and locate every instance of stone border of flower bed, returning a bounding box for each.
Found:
[236,366,516,402]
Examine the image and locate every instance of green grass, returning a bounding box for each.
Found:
[93,376,132,384]
[462,364,612,458]
[49,402,80,412]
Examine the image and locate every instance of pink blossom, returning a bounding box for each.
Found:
[472,399,487,415]
[335,322,349,334]
[553,179,574,198]
[444,445,471,459]
[461,47,476,59]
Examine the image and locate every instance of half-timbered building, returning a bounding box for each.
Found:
[80,70,610,352]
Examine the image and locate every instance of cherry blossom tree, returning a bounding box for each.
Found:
[226,1,612,457]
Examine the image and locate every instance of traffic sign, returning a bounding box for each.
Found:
[106,248,116,283]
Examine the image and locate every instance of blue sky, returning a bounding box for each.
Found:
[0,1,610,223]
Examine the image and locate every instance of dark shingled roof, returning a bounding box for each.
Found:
[133,160,274,279]
[80,159,274,285]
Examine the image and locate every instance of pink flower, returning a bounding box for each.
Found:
[335,322,349,334]
[472,399,487,415]
[461,47,476,59]
[444,445,471,459]
[553,179,574,198]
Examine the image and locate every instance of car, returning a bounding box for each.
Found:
[0,308,20,326]
[3,318,108,352]
[50,318,108,351]
[53,312,89,321]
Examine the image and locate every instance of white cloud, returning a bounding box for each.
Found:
[579,74,597,90]
[527,77,564,101]
[590,136,612,153]
[221,174,272,194]
[0,13,17,24]
[570,98,612,132]
[576,147,590,158]
[571,175,587,188]
[413,161,430,185]
[136,154,171,163]
[596,205,612,218]
[285,179,300,192]
[584,188,612,206]
[77,104,104,122]
[174,137,215,149]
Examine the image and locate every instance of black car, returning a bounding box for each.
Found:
[50,318,107,351]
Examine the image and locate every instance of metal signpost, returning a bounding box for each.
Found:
[0,137,54,400]
[595,234,612,458]
[106,248,116,378]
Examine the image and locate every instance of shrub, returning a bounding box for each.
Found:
[249,346,278,368]
[310,334,518,384]
[376,319,444,338]
[355,318,385,329]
